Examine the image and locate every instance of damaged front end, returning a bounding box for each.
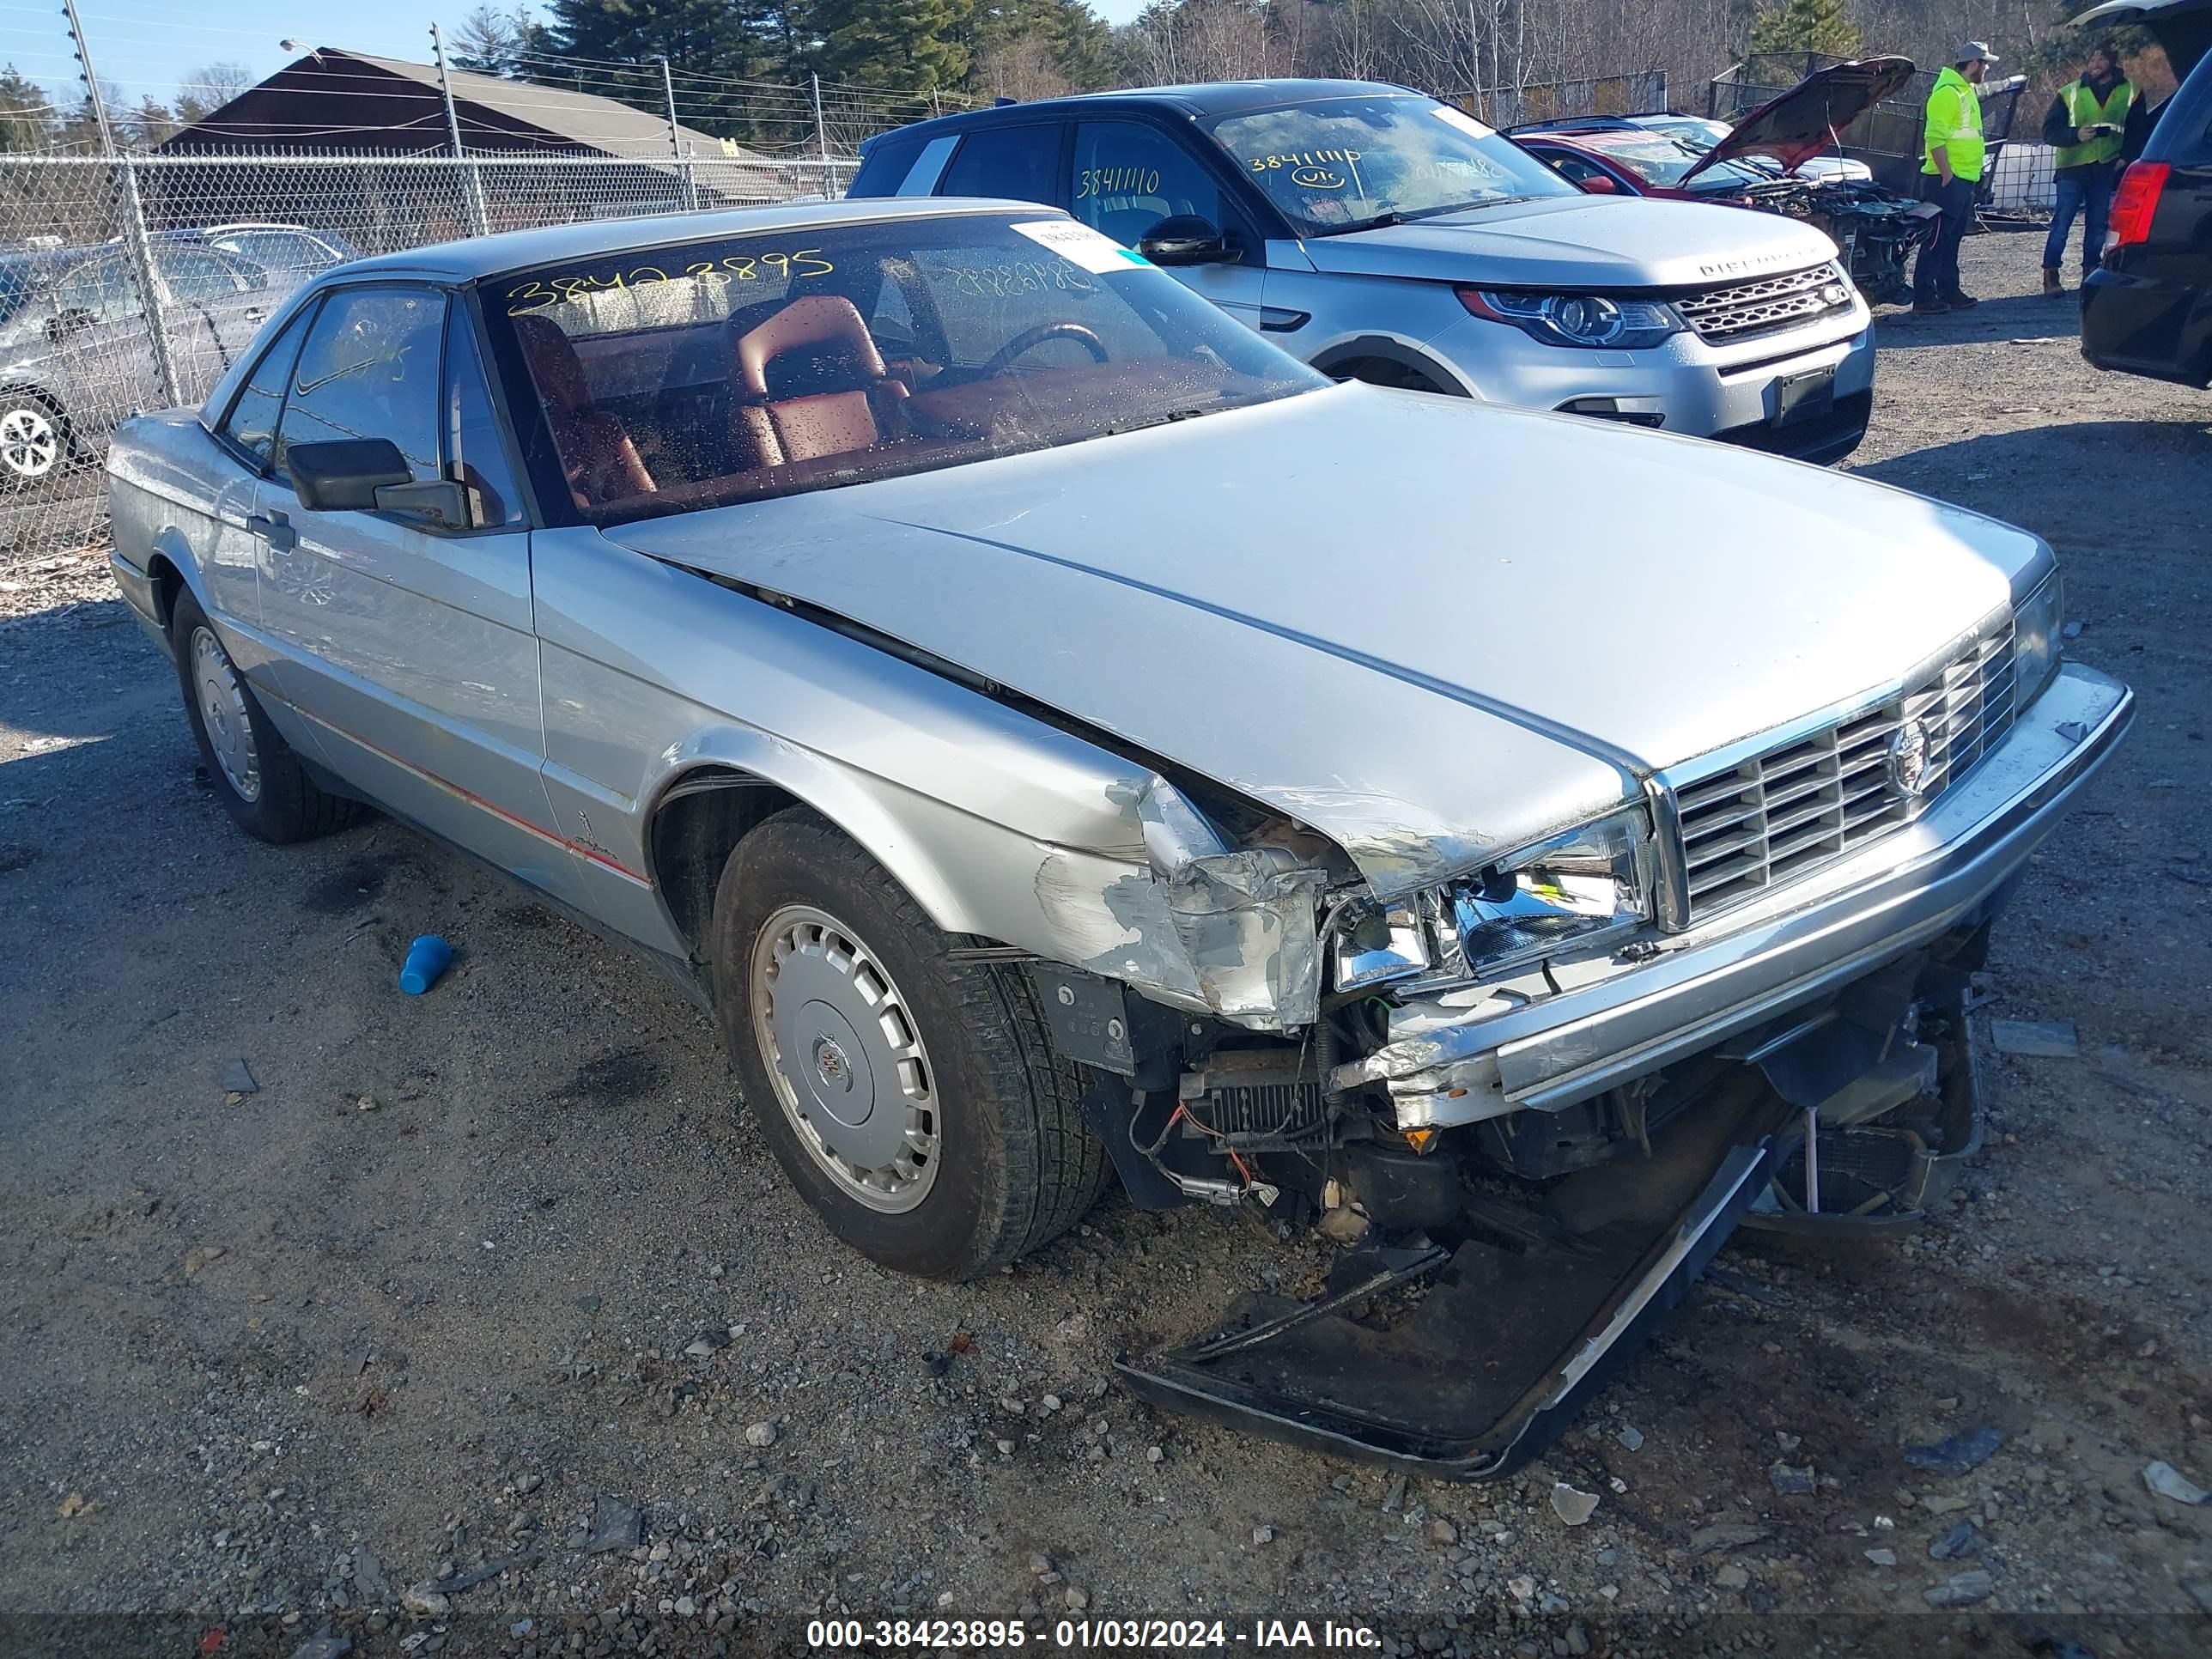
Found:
[1018,657,2128,1477]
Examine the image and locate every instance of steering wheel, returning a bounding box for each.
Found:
[976,321,1109,378]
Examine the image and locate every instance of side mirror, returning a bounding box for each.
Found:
[1577,173,1620,195]
[43,307,93,343]
[289,438,481,527]
[374,478,478,531]
[1139,214,1233,266]
[288,438,412,512]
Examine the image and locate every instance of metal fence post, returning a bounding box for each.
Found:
[658,57,698,211]
[431,22,489,236]
[61,0,179,407]
[811,73,831,195]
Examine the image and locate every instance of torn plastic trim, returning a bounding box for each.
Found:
[1038,775,1332,1031]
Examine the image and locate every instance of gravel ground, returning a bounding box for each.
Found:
[2,231,2209,1659]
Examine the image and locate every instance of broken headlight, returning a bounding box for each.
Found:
[1457,287,1684,350]
[2011,569,2063,711]
[1450,807,1654,975]
[1328,809,1656,994]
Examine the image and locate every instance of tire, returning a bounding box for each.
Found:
[712,807,1109,1280]
[1336,357,1449,395]
[0,391,67,493]
[171,587,357,844]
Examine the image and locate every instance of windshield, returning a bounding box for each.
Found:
[486,212,1323,526]
[1572,131,1771,190]
[1635,115,1733,152]
[1204,94,1577,234]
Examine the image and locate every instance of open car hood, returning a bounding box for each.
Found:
[2070,0,2210,76]
[1683,56,1917,184]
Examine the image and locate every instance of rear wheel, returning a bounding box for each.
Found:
[713,808,1108,1279]
[171,588,356,843]
[0,392,65,492]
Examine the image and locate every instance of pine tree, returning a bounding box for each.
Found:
[813,0,976,89]
[0,65,54,153]
[1746,0,1861,59]
[532,0,789,138]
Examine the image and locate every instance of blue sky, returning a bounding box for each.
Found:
[2,0,1152,106]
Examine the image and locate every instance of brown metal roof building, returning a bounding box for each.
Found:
[158,49,744,162]
[143,51,793,246]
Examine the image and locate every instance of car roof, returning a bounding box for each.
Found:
[319,198,1059,286]
[864,78,1423,145]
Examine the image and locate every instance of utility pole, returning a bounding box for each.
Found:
[60,0,178,405]
[430,21,489,235]
[658,56,696,211]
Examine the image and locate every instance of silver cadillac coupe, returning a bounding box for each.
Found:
[106,199,2131,1477]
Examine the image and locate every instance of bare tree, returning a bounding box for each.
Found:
[174,62,254,125]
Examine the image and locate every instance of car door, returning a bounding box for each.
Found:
[152,245,285,392]
[1066,118,1269,326]
[252,283,581,905]
[45,252,205,427]
[196,294,322,637]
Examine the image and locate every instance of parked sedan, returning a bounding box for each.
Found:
[107,201,2130,1476]
[0,239,295,490]
[1512,59,1941,305]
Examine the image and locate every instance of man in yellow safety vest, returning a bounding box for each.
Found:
[1913,41,1997,316]
[2039,41,2142,295]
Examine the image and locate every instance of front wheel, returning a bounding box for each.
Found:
[713,808,1109,1279]
[171,588,357,843]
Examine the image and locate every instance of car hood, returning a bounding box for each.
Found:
[1684,56,1917,184]
[1299,194,1837,289]
[602,386,2045,896]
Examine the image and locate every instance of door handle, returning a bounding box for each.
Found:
[246,511,297,552]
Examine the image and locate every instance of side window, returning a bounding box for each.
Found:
[1070,120,1235,247]
[56,255,139,324]
[444,305,525,526]
[219,299,319,466]
[939,125,1060,205]
[276,286,445,485]
[1545,152,1609,187]
[157,246,253,302]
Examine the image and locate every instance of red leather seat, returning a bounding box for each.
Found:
[513,314,656,509]
[731,295,907,471]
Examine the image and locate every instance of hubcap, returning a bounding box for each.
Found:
[749,903,940,1213]
[191,625,261,803]
[0,406,58,479]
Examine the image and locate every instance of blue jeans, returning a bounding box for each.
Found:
[2043,168,2112,281]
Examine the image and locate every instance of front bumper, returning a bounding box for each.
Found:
[1427,300,1875,459]
[1339,663,2133,1122]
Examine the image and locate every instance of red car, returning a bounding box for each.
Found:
[1511,58,1940,305]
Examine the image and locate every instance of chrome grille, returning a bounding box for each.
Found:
[1676,263,1854,343]
[1674,624,2019,923]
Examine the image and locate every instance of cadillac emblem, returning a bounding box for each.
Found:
[1887,718,1932,797]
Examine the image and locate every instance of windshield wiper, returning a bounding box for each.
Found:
[1099,405,1218,438]
[1311,198,1539,235]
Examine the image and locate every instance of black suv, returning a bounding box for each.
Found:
[2080,1,2211,387]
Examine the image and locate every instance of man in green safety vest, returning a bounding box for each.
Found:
[2039,40,2143,295]
[1913,41,1998,316]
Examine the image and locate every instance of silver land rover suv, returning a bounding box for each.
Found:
[849,79,1877,463]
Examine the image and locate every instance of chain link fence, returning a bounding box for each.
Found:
[1446,70,1670,129]
[0,149,856,575]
